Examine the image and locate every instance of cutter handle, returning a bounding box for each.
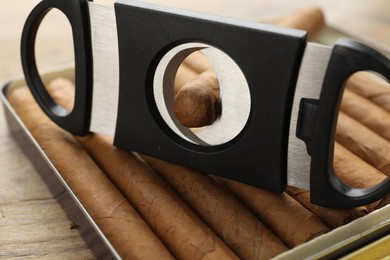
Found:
[20,0,92,135]
[310,38,390,208]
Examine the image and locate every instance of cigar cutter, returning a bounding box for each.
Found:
[21,0,390,208]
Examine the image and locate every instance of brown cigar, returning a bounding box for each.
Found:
[341,88,390,141]
[46,79,239,259]
[46,77,76,110]
[142,156,288,258]
[7,85,174,259]
[333,142,388,211]
[76,134,239,260]
[336,111,390,176]
[174,6,326,128]
[286,186,368,228]
[213,176,329,248]
[346,71,390,113]
[174,70,221,127]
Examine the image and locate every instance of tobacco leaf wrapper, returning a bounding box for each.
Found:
[336,111,390,176]
[286,186,368,228]
[347,72,390,113]
[341,88,390,141]
[143,155,288,258]
[77,134,239,260]
[213,177,330,248]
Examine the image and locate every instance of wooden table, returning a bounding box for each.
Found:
[0,0,389,258]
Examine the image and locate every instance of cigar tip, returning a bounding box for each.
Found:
[174,86,220,128]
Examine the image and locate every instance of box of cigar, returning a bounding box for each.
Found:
[2,22,390,259]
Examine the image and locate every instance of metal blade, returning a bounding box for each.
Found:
[89,2,119,136]
[287,42,332,189]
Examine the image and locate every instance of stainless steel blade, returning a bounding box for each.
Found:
[287,43,332,189]
[89,2,119,136]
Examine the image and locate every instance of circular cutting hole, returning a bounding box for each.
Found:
[173,51,220,130]
[153,43,251,146]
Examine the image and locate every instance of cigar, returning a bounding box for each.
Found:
[333,142,388,211]
[46,77,76,110]
[77,135,239,260]
[7,85,174,259]
[336,111,390,176]
[174,70,221,127]
[142,156,288,258]
[45,79,239,259]
[174,6,326,128]
[213,176,329,248]
[286,186,368,228]
[341,88,390,141]
[346,71,390,113]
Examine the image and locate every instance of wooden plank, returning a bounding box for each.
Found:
[0,199,94,258]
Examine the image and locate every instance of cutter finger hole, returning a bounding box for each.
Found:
[35,8,75,112]
[333,71,390,190]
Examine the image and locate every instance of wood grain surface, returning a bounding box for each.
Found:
[0,0,389,258]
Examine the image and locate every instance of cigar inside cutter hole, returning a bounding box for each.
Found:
[153,42,251,146]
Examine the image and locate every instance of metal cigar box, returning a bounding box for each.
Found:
[2,23,390,259]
